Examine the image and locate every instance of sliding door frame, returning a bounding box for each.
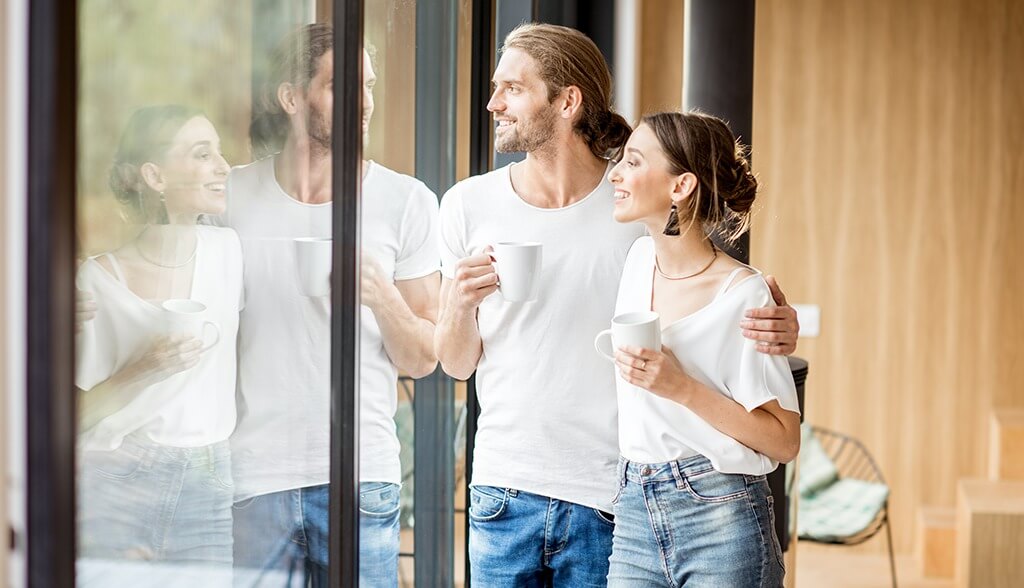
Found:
[24,0,367,585]
[329,0,364,586]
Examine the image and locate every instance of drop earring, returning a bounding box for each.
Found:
[663,204,680,236]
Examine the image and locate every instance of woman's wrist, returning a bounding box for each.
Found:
[669,372,697,406]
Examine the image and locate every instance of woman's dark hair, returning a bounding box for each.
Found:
[251,22,334,159]
[503,23,631,159]
[642,111,758,243]
[109,104,205,224]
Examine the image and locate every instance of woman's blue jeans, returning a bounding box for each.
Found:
[607,456,785,587]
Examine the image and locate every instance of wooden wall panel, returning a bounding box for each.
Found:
[364,0,417,176]
[638,0,683,116]
[750,0,1024,553]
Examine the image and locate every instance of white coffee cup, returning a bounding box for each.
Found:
[161,299,220,352]
[594,311,662,361]
[294,237,332,297]
[491,241,542,302]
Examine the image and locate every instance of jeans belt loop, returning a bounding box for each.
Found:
[619,459,629,488]
[670,460,686,490]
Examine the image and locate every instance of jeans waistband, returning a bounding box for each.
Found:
[84,432,230,467]
[616,455,722,486]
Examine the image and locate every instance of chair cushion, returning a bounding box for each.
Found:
[798,478,890,541]
[798,423,839,496]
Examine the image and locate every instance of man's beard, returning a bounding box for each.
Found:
[494,104,558,153]
[308,107,332,154]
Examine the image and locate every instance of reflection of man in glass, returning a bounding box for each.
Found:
[435,24,800,585]
[224,23,440,587]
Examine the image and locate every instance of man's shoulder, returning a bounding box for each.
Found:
[443,164,510,203]
[367,162,436,201]
[230,155,273,178]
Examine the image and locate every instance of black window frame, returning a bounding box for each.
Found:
[24,0,368,585]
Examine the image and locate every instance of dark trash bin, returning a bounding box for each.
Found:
[768,356,807,552]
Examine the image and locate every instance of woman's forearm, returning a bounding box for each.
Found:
[77,367,149,431]
[674,379,800,463]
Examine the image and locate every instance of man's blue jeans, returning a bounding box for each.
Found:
[232,482,400,587]
[607,456,785,587]
[468,485,615,587]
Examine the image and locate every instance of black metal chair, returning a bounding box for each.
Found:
[799,426,897,588]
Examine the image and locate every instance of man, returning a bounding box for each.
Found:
[434,23,799,586]
[225,24,440,586]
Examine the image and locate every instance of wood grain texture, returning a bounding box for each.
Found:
[918,506,956,578]
[955,480,1024,587]
[638,0,684,116]
[750,0,1024,554]
[988,408,1024,481]
[365,0,417,176]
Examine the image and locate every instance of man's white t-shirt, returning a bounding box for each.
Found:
[75,226,244,451]
[614,237,801,473]
[225,157,439,501]
[438,162,645,511]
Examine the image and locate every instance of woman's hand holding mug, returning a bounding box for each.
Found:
[614,345,694,405]
[118,335,203,388]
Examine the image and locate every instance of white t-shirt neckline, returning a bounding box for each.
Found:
[642,257,763,332]
[504,160,614,213]
[264,154,333,209]
[92,232,203,310]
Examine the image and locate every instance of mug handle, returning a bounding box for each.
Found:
[593,329,616,361]
[488,250,502,289]
[200,321,221,353]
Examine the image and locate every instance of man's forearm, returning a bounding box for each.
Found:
[372,284,438,379]
[434,301,483,381]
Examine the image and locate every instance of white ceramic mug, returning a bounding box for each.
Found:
[491,241,542,302]
[594,311,662,361]
[294,237,332,297]
[161,299,220,352]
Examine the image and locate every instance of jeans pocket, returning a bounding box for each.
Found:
[232,495,263,512]
[468,485,508,522]
[359,482,401,518]
[683,469,749,503]
[592,507,615,527]
[85,447,147,481]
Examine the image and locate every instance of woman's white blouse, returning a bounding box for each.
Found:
[75,226,244,450]
[614,237,800,475]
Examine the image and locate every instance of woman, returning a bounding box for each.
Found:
[604,111,801,587]
[75,105,242,576]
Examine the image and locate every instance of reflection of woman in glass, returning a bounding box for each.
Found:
[604,111,800,587]
[75,105,243,576]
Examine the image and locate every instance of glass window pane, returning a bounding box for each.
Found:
[74,3,347,586]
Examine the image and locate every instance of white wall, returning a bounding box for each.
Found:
[4,0,28,584]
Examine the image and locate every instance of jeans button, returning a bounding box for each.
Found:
[641,467,651,476]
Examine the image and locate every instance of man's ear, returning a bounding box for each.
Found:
[139,162,166,193]
[670,172,699,205]
[278,82,301,115]
[560,85,584,121]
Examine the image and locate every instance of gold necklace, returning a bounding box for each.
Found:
[134,226,197,269]
[654,246,717,280]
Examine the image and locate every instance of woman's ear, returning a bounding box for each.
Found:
[670,172,698,205]
[139,162,166,193]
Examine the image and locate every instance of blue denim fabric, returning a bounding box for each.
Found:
[468,486,615,587]
[231,482,400,588]
[77,435,234,582]
[607,456,785,588]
